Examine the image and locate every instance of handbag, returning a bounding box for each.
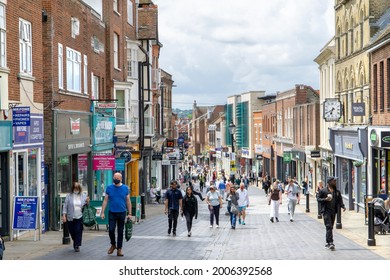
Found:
[230,204,239,215]
[125,217,133,242]
[82,204,97,227]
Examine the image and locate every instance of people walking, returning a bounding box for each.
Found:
[205,185,223,228]
[199,174,205,192]
[182,186,198,237]
[188,180,204,201]
[100,173,132,257]
[262,173,271,196]
[164,180,183,237]
[218,178,226,199]
[62,182,90,252]
[268,180,282,223]
[226,186,239,229]
[317,177,346,250]
[237,182,250,225]
[285,179,299,222]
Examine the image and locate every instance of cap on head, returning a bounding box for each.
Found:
[327,176,338,184]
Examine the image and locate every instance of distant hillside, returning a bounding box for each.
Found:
[173,108,192,119]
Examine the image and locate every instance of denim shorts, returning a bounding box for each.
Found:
[238,206,246,212]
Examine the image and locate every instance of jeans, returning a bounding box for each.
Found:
[323,212,336,244]
[168,209,179,233]
[68,218,83,248]
[227,206,237,227]
[108,211,126,249]
[209,205,220,225]
[184,211,195,232]
[288,199,297,219]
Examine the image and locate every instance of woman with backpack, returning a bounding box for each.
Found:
[268,180,282,222]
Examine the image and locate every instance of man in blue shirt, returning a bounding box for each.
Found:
[164,180,183,236]
[101,173,132,257]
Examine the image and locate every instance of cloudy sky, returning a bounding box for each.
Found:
[153,0,335,109]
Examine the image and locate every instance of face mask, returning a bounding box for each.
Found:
[113,179,121,184]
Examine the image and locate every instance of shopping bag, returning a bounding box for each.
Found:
[230,204,239,215]
[82,205,97,227]
[125,217,133,242]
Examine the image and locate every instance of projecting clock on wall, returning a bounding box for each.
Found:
[323,98,342,122]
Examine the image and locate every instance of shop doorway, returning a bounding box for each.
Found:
[0,153,9,236]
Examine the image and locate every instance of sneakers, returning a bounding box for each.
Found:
[188,231,191,237]
[74,246,80,252]
[325,243,330,249]
[209,225,213,228]
[275,217,279,222]
[107,245,116,254]
[242,221,246,225]
[238,218,242,224]
[172,231,176,236]
[216,225,219,228]
[290,218,294,222]
[168,228,171,235]
[329,243,335,250]
[231,226,235,229]
[270,217,274,223]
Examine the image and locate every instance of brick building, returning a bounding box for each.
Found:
[0,0,45,237]
[367,8,390,202]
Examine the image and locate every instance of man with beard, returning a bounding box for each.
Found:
[317,176,346,250]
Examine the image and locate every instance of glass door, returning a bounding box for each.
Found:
[14,151,28,196]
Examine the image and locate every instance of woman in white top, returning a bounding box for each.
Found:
[268,180,282,222]
[206,185,223,228]
[62,182,89,252]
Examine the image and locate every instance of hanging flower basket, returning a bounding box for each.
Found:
[353,160,364,167]
[325,156,332,162]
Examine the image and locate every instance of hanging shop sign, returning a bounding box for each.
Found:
[12,106,30,126]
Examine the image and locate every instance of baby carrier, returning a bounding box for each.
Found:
[372,198,390,235]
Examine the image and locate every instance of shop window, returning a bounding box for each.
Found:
[57,156,71,194]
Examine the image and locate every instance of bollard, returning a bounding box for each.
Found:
[305,192,310,213]
[62,221,71,245]
[367,201,376,246]
[141,193,146,219]
[336,203,342,229]
[317,200,322,219]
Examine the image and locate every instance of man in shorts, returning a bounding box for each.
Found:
[236,182,249,225]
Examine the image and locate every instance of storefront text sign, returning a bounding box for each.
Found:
[12,106,30,126]
[93,155,115,170]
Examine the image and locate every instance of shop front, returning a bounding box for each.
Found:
[329,127,368,211]
[52,110,92,230]
[368,128,390,199]
[0,121,12,237]
[12,113,45,233]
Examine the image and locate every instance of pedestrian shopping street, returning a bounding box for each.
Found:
[4,184,387,260]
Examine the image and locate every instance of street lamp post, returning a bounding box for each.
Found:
[229,121,236,153]
[229,121,236,178]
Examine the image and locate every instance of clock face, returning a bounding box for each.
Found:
[323,99,342,121]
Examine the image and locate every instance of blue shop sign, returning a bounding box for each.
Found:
[115,158,125,171]
[93,115,115,145]
[13,106,30,126]
[14,115,43,145]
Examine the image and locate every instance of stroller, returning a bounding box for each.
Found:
[372,198,390,235]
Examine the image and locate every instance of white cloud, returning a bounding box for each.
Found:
[154,0,334,109]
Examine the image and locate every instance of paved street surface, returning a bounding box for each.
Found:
[3,184,389,260]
